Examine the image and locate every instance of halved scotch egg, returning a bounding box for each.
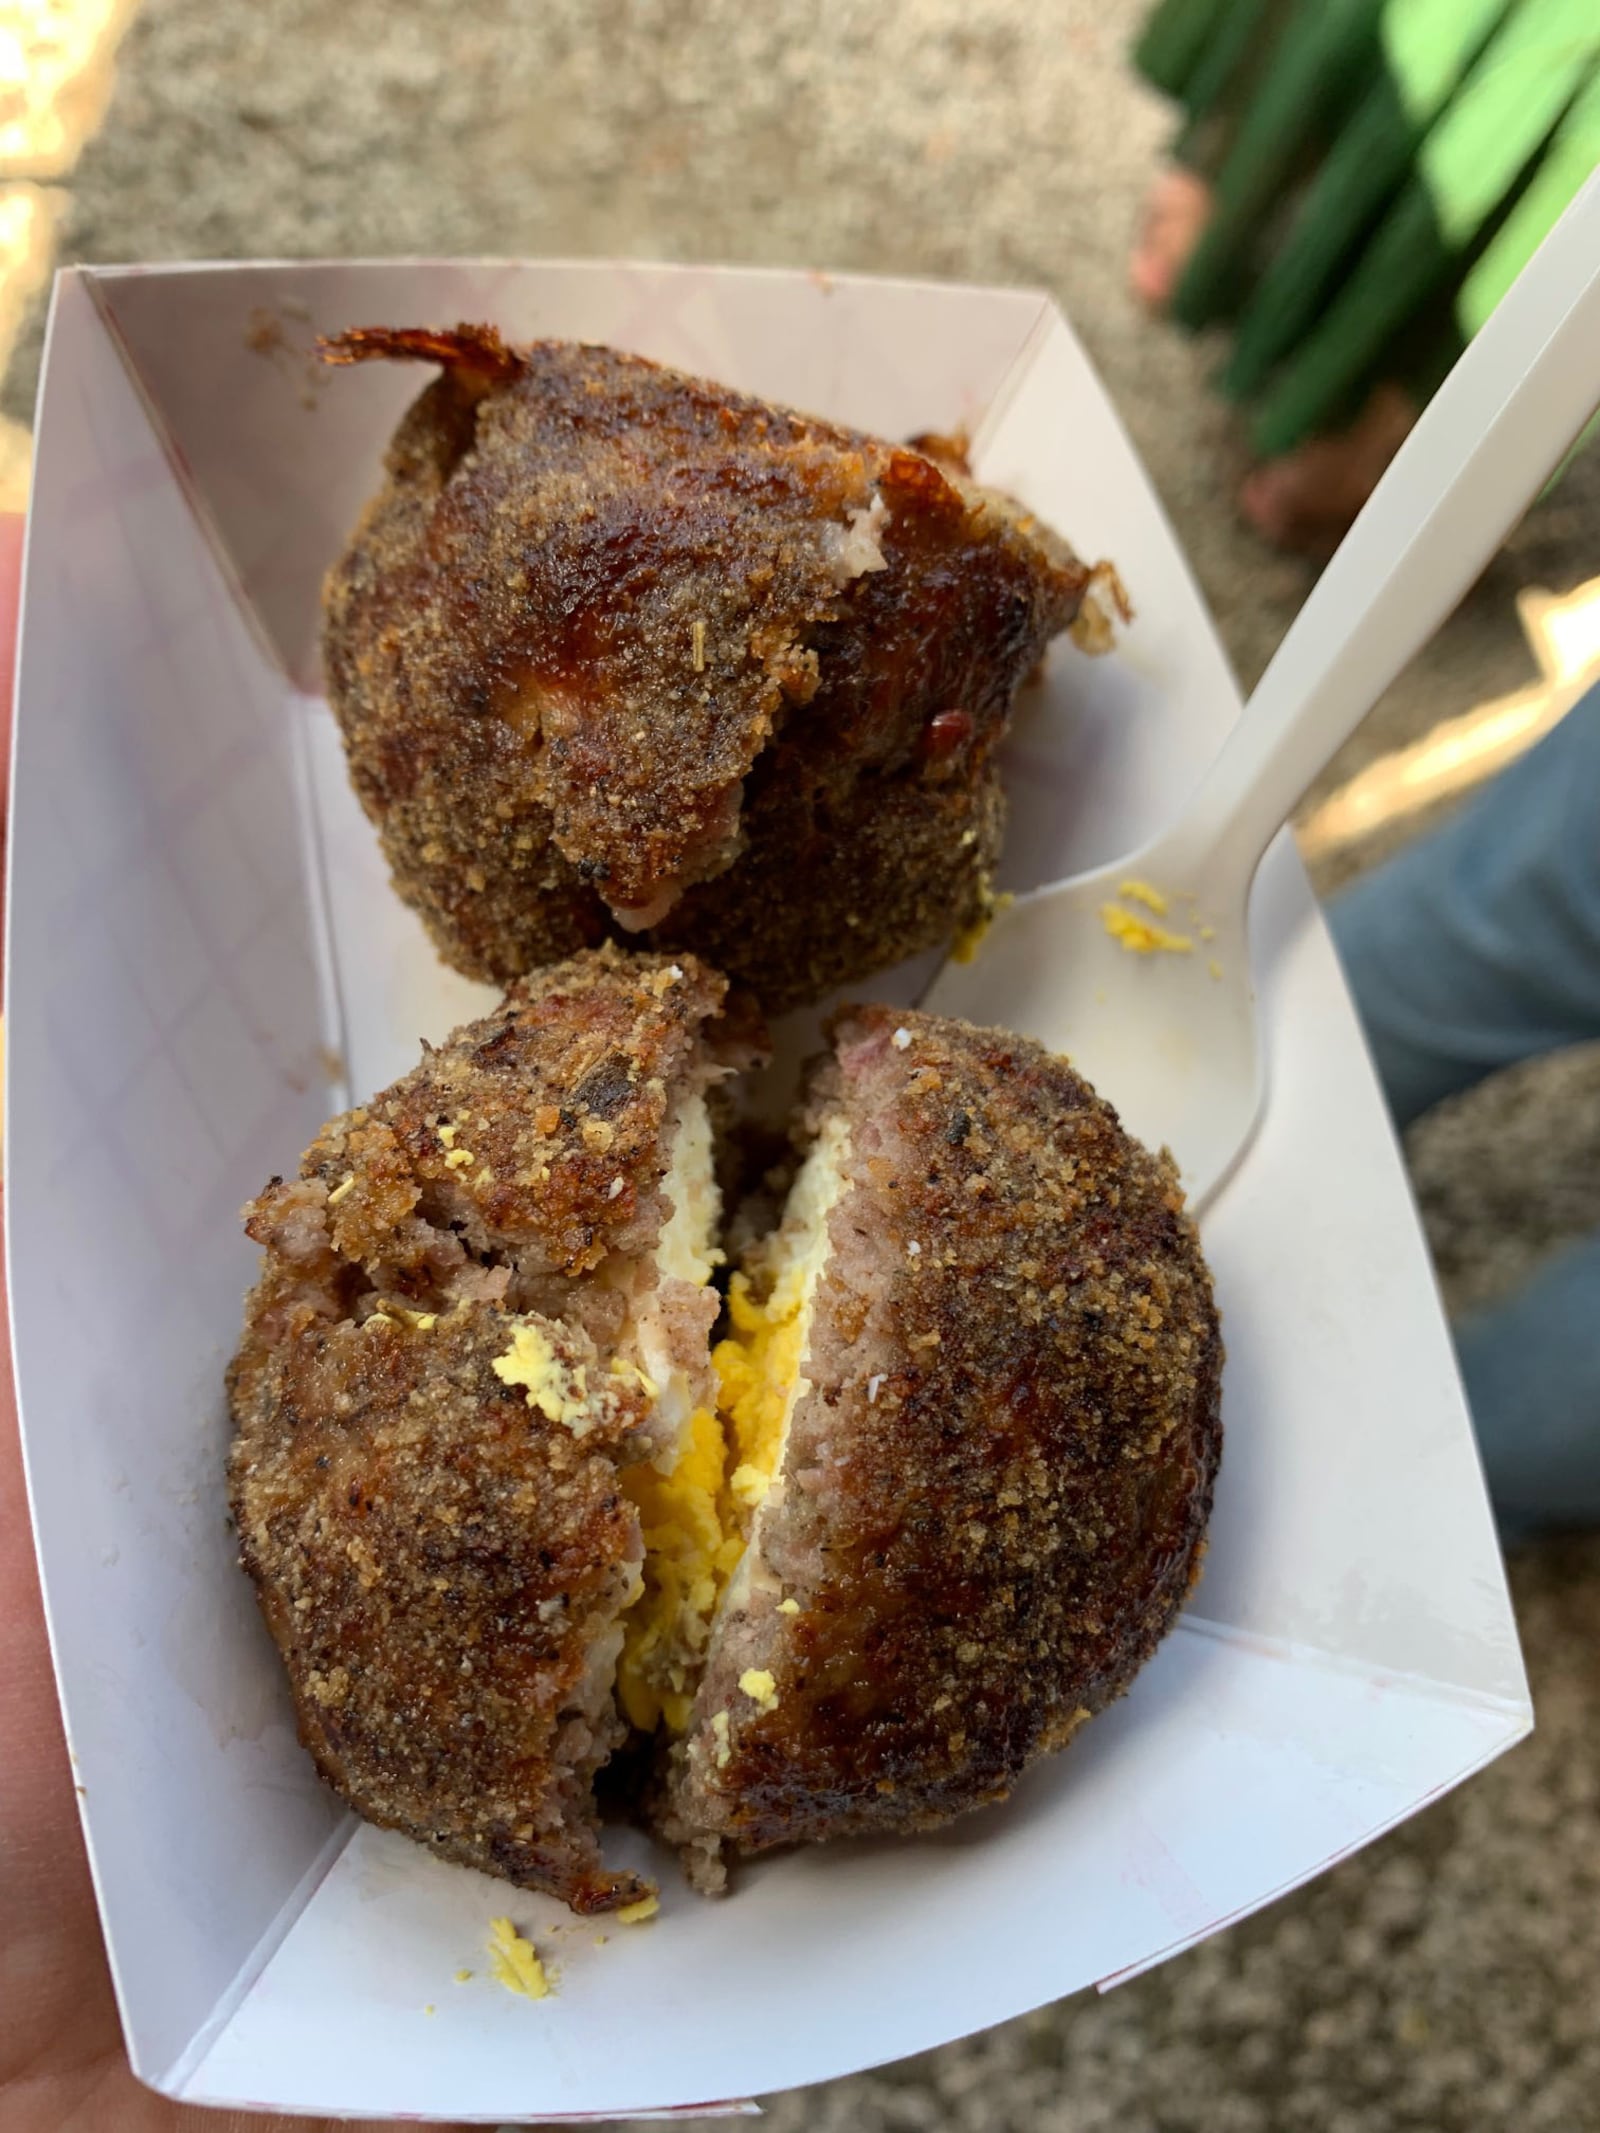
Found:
[228,945,751,1913]
[230,955,1221,1913]
[656,1004,1223,1887]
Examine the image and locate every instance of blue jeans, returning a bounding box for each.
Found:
[1327,681,1600,1538]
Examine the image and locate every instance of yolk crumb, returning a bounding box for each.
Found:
[493,1322,595,1434]
[610,1356,658,1397]
[1118,877,1169,915]
[378,1303,437,1332]
[487,1917,550,2001]
[1100,902,1194,955]
[616,1894,660,1923]
[739,1667,779,1712]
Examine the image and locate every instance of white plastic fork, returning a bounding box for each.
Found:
[925,165,1600,1211]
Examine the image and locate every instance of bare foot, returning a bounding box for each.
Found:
[1239,382,1419,557]
[1129,167,1214,311]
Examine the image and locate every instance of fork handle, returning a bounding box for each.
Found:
[1168,163,1600,895]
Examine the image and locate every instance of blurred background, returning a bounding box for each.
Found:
[2,1,1597,2126]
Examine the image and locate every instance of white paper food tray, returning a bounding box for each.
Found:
[4,260,1531,2123]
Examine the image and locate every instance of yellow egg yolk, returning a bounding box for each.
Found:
[492,1322,597,1433]
[1100,900,1194,955]
[613,1106,848,1740]
[1118,877,1170,915]
[617,1401,742,1733]
[716,1271,808,1508]
[487,1916,550,2000]
[615,1269,808,1735]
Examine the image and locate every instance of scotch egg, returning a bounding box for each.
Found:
[656,1004,1223,1887]
[319,327,1111,1013]
[230,954,1221,1913]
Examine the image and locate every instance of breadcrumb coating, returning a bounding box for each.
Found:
[321,327,1094,1010]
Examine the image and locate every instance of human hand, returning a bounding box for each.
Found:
[0,512,466,2132]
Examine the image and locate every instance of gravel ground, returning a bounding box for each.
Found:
[8,2,1600,2125]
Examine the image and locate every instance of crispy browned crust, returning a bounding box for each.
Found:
[321,322,522,388]
[263,942,733,1290]
[228,946,740,1910]
[229,1301,651,1910]
[321,330,1090,1011]
[663,1004,1223,1867]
